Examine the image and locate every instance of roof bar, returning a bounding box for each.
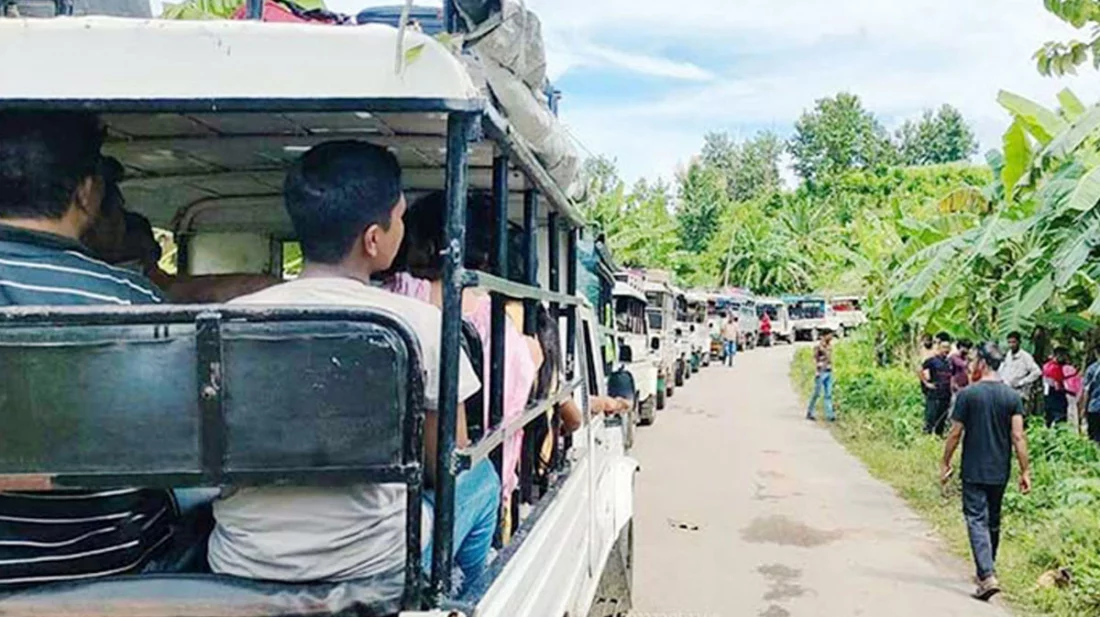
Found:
[462,271,584,306]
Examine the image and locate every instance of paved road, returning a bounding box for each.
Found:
[630,345,1012,617]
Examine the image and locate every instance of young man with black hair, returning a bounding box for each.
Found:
[922,332,954,436]
[999,331,1041,404]
[941,342,1031,601]
[208,141,499,594]
[0,111,176,583]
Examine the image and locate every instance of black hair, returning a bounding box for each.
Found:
[1007,331,1023,342]
[977,341,1006,372]
[1054,346,1070,358]
[0,111,104,220]
[957,339,973,351]
[399,190,526,281]
[284,141,402,265]
[921,333,934,349]
[123,211,162,264]
[532,303,562,401]
[935,331,953,343]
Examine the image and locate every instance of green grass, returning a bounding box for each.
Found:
[793,340,1100,617]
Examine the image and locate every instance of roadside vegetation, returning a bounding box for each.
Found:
[794,339,1100,617]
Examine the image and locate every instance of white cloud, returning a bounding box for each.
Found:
[162,0,1100,184]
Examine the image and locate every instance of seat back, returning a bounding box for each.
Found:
[0,305,424,490]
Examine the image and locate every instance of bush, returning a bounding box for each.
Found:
[795,338,1100,615]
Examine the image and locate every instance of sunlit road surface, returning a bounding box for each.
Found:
[629,345,1011,617]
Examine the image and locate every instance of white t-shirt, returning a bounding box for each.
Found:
[207,277,480,583]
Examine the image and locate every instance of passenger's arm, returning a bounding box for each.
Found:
[1012,414,1032,494]
[940,420,964,485]
[559,397,584,435]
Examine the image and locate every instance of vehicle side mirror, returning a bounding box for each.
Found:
[650,337,660,351]
[619,345,634,363]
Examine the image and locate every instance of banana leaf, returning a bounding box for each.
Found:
[998,90,1068,145]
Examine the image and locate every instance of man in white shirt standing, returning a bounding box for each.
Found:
[208,141,499,595]
[999,331,1042,404]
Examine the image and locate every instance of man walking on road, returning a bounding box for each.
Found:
[721,313,740,367]
[807,330,836,422]
[941,342,1031,602]
[922,333,954,436]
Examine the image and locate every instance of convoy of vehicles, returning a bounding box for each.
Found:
[0,4,645,617]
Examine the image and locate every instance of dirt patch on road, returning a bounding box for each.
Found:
[741,515,842,547]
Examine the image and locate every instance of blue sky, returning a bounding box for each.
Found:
[156,0,1100,185]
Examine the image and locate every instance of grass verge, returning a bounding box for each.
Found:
[792,339,1100,617]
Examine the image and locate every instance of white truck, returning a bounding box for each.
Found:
[613,275,660,425]
[788,296,842,341]
[642,273,680,403]
[831,295,868,334]
[0,8,637,617]
[756,297,793,345]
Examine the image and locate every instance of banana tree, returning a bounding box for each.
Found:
[890,88,1100,345]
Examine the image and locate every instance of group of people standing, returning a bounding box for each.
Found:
[919,331,1100,441]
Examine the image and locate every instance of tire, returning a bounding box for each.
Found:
[639,395,656,426]
[656,386,666,410]
[674,362,684,387]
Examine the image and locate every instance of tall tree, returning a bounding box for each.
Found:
[700,131,783,202]
[788,92,896,183]
[896,105,979,166]
[1035,0,1100,76]
[676,160,727,254]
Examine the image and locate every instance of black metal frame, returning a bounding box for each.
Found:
[0,305,427,609]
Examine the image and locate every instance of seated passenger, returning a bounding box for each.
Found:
[81,158,279,303]
[207,141,499,593]
[0,111,177,583]
[383,191,537,531]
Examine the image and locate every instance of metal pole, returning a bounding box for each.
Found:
[548,212,560,319]
[431,112,473,602]
[488,154,508,548]
[566,228,578,380]
[246,0,263,20]
[522,191,539,336]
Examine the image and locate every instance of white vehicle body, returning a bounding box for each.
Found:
[642,279,678,392]
[684,292,710,366]
[756,298,793,344]
[613,280,659,421]
[789,297,841,341]
[831,296,868,332]
[0,15,636,617]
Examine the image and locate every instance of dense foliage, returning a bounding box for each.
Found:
[889,89,1100,357]
[794,338,1100,615]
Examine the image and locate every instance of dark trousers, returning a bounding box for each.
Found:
[1088,412,1100,444]
[962,482,1006,580]
[1045,391,1068,427]
[924,394,951,436]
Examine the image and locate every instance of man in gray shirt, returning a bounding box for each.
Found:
[998,331,1041,403]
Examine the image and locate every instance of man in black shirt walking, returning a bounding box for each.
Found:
[941,341,1032,601]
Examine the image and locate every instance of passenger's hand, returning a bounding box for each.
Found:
[612,397,631,413]
[1019,470,1032,495]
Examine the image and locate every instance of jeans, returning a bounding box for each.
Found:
[1089,412,1100,444]
[724,340,737,365]
[421,459,500,593]
[963,482,1006,580]
[1045,391,1069,427]
[924,394,951,436]
[807,370,835,420]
